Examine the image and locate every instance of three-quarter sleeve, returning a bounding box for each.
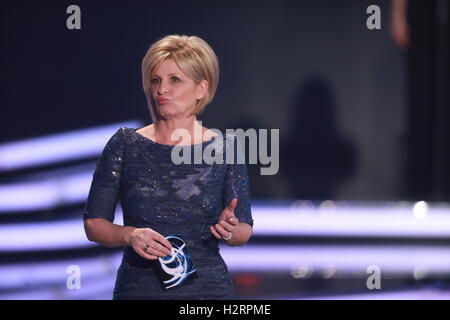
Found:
[83,128,125,222]
[222,134,254,227]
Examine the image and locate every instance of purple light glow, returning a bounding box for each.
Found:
[0,172,94,212]
[0,121,141,171]
[3,204,450,251]
[0,253,123,290]
[0,211,123,251]
[220,245,450,273]
[252,204,450,237]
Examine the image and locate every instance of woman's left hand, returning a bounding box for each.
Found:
[210,198,239,240]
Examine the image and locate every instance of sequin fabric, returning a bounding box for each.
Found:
[83,127,253,300]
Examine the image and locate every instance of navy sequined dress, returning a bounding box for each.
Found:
[83,127,253,300]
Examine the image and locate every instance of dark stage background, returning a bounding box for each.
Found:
[0,0,449,300]
[2,0,448,201]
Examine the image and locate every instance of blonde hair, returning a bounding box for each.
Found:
[142,34,219,121]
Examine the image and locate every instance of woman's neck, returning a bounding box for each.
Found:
[153,117,205,145]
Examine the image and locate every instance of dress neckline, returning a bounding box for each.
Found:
[128,127,217,148]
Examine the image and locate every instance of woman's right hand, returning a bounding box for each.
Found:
[127,228,173,260]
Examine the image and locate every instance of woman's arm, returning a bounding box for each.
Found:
[83,128,173,258]
[84,218,135,248]
[84,218,173,259]
[214,134,255,245]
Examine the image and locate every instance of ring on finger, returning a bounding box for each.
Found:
[222,232,232,241]
[143,244,150,252]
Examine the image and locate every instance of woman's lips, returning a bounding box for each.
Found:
[158,98,170,104]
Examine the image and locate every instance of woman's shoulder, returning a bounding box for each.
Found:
[104,126,132,149]
[113,126,129,140]
[113,125,144,140]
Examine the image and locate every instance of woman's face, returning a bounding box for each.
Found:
[150,58,206,119]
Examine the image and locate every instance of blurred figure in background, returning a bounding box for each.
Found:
[280,76,356,201]
[390,0,450,201]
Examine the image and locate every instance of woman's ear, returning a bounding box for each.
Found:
[196,80,208,100]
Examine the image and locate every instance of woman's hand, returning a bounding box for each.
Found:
[210,198,240,240]
[127,228,173,260]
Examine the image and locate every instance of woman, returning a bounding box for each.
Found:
[83,34,254,300]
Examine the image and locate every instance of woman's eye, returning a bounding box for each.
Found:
[150,77,180,84]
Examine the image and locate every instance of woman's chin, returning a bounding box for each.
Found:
[157,107,174,117]
[158,111,177,119]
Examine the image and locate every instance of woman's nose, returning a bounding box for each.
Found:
[157,81,168,95]
[158,87,168,95]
